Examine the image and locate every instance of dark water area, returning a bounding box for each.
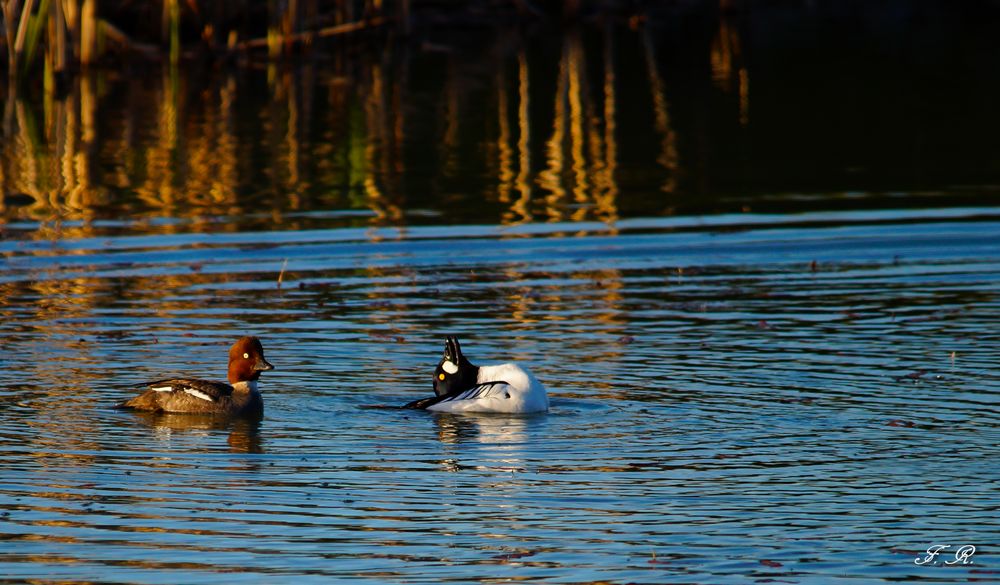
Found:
[1,1,999,583]
[2,0,999,231]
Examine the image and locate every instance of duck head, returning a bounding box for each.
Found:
[227,336,274,384]
[433,336,479,396]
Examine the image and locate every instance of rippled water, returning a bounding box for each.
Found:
[2,206,999,583]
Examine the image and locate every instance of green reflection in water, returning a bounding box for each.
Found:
[3,6,1000,243]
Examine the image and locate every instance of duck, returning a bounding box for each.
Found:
[404,336,548,413]
[115,336,273,415]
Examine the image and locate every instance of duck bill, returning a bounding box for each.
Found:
[255,358,274,372]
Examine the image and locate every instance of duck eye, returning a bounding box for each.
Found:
[438,373,446,380]
[243,353,249,359]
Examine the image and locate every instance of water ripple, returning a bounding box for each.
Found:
[1,209,998,582]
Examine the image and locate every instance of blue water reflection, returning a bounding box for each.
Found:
[1,205,998,582]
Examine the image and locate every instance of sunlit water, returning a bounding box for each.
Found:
[1,207,999,583]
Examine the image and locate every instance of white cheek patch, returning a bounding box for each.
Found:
[183,388,214,402]
[442,360,459,374]
[152,386,173,392]
[233,380,258,393]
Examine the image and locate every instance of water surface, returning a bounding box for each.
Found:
[2,207,999,583]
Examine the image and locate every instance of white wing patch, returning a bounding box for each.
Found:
[152,386,174,392]
[441,382,511,403]
[183,388,214,402]
[442,360,459,374]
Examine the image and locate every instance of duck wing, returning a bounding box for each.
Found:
[146,378,234,402]
[403,381,512,410]
[115,378,235,411]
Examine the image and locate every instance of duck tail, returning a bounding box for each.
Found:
[402,396,440,410]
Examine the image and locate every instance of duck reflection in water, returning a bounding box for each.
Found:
[432,413,536,474]
[127,411,265,454]
[433,413,530,445]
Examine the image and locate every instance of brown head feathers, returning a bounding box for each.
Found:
[227,336,274,384]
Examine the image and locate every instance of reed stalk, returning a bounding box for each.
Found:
[21,0,50,79]
[167,0,179,65]
[267,0,279,59]
[80,0,96,65]
[3,0,24,71]
[13,0,37,74]
[53,0,65,71]
[304,0,317,32]
[283,0,299,40]
[43,9,52,91]
[61,0,78,58]
[3,0,539,80]
[44,0,65,92]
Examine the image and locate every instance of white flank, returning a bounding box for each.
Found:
[183,388,214,402]
[442,360,459,374]
[152,386,173,392]
[427,363,549,414]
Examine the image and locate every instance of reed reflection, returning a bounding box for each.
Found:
[531,29,622,227]
[0,26,702,235]
[596,25,619,227]
[362,60,404,232]
[641,28,679,195]
[497,51,533,225]
[711,2,749,126]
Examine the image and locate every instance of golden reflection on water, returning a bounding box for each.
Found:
[0,29,704,236]
[711,5,750,126]
[496,65,514,210]
[363,61,404,231]
[597,26,619,228]
[566,32,589,222]
[498,51,534,226]
[642,29,679,196]
[538,38,567,221]
[534,29,622,229]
